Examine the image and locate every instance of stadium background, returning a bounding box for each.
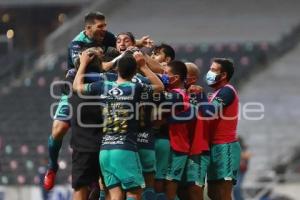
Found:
[0,0,300,199]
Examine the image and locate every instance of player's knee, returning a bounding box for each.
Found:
[52,120,69,139]
[127,188,142,200]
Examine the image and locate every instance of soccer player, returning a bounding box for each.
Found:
[143,44,176,200]
[102,32,154,71]
[116,32,158,200]
[204,58,241,200]
[116,32,136,53]
[160,61,192,200]
[183,62,210,200]
[73,51,164,200]
[44,11,116,191]
[144,43,176,74]
[62,48,104,200]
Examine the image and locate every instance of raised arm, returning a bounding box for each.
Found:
[133,52,164,93]
[73,51,94,93]
[144,54,165,74]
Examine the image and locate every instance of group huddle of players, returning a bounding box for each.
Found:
[43,11,241,200]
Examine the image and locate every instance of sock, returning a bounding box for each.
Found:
[142,187,156,200]
[156,193,167,200]
[99,190,105,200]
[48,135,62,171]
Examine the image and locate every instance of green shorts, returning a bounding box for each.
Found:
[138,149,156,173]
[207,142,241,183]
[186,153,210,186]
[54,95,71,123]
[154,138,171,180]
[99,149,145,190]
[166,151,188,182]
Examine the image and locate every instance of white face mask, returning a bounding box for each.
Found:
[205,70,220,86]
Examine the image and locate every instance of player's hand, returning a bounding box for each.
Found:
[126,46,139,52]
[160,62,168,69]
[145,38,154,48]
[79,50,95,66]
[136,35,154,48]
[188,85,203,93]
[133,51,146,67]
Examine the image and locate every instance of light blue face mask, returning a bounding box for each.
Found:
[205,70,220,86]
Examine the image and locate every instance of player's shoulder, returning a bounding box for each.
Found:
[72,31,92,43]
[132,73,150,84]
[219,85,236,96]
[104,31,116,39]
[103,31,116,47]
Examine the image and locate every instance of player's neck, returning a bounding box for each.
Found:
[84,30,93,40]
[116,76,131,84]
[169,82,185,90]
[213,81,228,91]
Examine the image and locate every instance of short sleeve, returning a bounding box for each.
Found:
[135,82,154,101]
[69,41,83,66]
[212,86,235,107]
[83,81,104,95]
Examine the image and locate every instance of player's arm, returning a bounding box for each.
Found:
[203,87,235,117]
[73,51,95,93]
[69,41,83,66]
[134,52,164,93]
[144,54,165,74]
[135,35,154,48]
[211,87,235,108]
[102,61,115,71]
[102,52,125,71]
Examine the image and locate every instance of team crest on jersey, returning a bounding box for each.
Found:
[108,87,124,96]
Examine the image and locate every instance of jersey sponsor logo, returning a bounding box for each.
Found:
[137,132,150,143]
[132,77,142,83]
[108,87,124,96]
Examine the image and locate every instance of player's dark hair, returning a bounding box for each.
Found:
[75,55,103,73]
[117,55,137,79]
[213,58,234,81]
[117,32,136,44]
[154,43,175,61]
[84,11,105,25]
[168,60,187,81]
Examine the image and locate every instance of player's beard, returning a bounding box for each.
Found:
[93,31,105,43]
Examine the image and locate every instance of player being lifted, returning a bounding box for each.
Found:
[44,11,152,190]
[44,11,115,191]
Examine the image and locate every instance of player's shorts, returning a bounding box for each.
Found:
[155,138,171,180]
[100,149,145,190]
[185,153,210,187]
[166,151,188,182]
[207,141,241,183]
[72,150,100,189]
[138,148,156,173]
[53,94,71,124]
